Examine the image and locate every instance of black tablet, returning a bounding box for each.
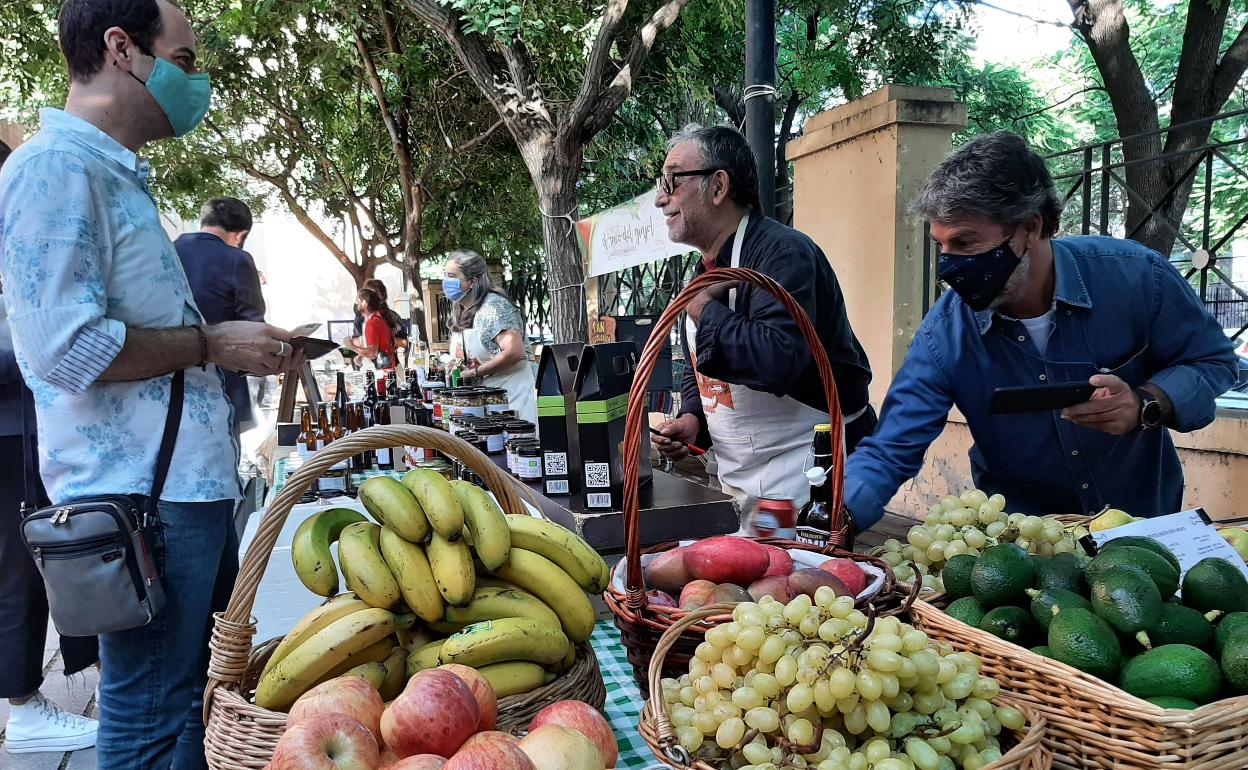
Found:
[989,382,1096,414]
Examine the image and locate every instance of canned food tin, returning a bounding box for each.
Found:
[751,497,796,539]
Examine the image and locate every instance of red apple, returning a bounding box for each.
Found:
[529,700,618,768]
[270,713,379,770]
[818,558,868,597]
[444,737,535,770]
[762,545,794,577]
[288,675,384,742]
[388,756,448,770]
[436,664,499,731]
[381,669,480,759]
[459,731,519,751]
[519,724,605,770]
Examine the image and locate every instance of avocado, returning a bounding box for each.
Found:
[1118,644,1222,704]
[1026,587,1093,631]
[1047,607,1122,679]
[1220,636,1248,693]
[1214,612,1248,655]
[979,606,1037,647]
[1146,696,1198,710]
[941,554,977,600]
[1032,553,1087,595]
[1086,546,1179,600]
[1182,558,1248,614]
[946,596,988,628]
[971,544,1035,608]
[1089,566,1163,643]
[1099,536,1181,573]
[1031,645,1053,658]
[1146,603,1216,650]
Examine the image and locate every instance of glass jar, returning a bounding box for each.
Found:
[517,444,542,480]
[475,425,505,454]
[502,420,536,442]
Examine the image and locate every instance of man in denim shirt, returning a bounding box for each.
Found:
[844,132,1237,531]
[0,0,299,766]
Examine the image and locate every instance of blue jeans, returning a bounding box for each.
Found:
[97,499,239,770]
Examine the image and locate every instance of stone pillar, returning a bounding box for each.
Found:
[0,121,26,151]
[787,86,966,406]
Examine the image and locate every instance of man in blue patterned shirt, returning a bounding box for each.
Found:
[0,1,300,767]
[844,132,1238,531]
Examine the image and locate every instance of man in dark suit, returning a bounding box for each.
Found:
[174,197,266,438]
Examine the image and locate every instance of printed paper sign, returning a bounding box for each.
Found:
[1089,508,1248,582]
[577,190,692,277]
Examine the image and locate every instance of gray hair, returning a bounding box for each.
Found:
[447,249,508,332]
[667,124,761,212]
[910,131,1063,238]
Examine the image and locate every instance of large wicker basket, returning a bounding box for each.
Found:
[910,597,1248,769]
[201,425,606,769]
[638,603,1051,770]
[605,268,897,691]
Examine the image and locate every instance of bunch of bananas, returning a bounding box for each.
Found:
[257,469,610,710]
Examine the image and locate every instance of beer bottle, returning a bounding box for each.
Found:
[316,405,349,495]
[796,424,836,548]
[336,371,349,415]
[374,401,395,471]
[353,402,374,471]
[296,406,315,461]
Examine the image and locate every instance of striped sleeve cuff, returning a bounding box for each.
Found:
[45,320,126,394]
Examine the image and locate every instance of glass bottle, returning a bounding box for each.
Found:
[795,424,836,548]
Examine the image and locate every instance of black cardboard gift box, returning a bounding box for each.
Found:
[574,342,652,510]
[536,343,584,497]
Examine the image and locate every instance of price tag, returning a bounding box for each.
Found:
[1087,508,1248,582]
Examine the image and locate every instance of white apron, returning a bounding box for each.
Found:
[457,328,538,424]
[686,214,837,516]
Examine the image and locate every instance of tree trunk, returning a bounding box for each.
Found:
[527,141,588,343]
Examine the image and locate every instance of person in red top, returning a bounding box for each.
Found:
[345,288,396,377]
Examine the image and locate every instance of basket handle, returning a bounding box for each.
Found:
[203,425,531,717]
[621,268,846,611]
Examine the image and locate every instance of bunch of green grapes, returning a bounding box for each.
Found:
[874,488,1081,587]
[659,589,1028,770]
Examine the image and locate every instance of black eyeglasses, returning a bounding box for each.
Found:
[656,168,724,195]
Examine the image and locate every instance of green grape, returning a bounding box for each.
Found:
[996,705,1026,731]
[948,721,985,745]
[875,759,912,770]
[934,524,958,541]
[743,742,772,764]
[1018,516,1044,539]
[926,542,947,563]
[889,691,915,713]
[856,669,883,701]
[696,642,719,662]
[672,704,696,727]
[713,663,737,688]
[1041,521,1065,544]
[836,693,860,714]
[951,652,981,674]
[921,574,941,591]
[884,538,903,553]
[759,634,787,664]
[964,697,995,720]
[693,711,718,735]
[866,649,903,672]
[871,629,903,650]
[942,672,976,701]
[706,625,731,649]
[912,689,945,715]
[787,683,816,712]
[909,649,940,679]
[905,738,941,770]
[737,625,766,652]
[935,658,958,684]
[980,746,1003,763]
[972,677,1000,700]
[893,565,916,584]
[864,738,891,764]
[1007,512,1026,528]
[753,672,781,698]
[713,703,742,723]
[676,725,703,752]
[680,686,698,706]
[848,752,870,770]
[738,608,766,628]
[731,645,755,667]
[813,679,837,712]
[744,706,780,733]
[1037,541,1055,557]
[843,704,868,734]
[716,716,746,749]
[908,527,934,550]
[987,493,1006,510]
[864,700,891,732]
[879,672,900,699]
[1052,539,1076,555]
[962,751,987,770]
[732,686,764,710]
[846,609,868,627]
[799,615,821,637]
[775,655,798,687]
[828,596,856,619]
[901,630,929,652]
[984,521,1008,538]
[881,551,904,567]
[796,666,820,686]
[963,528,988,549]
[695,676,717,694]
[787,717,816,747]
[828,666,857,699]
[941,496,963,513]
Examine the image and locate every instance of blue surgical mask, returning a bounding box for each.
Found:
[444,277,466,302]
[937,236,1024,312]
[128,55,211,137]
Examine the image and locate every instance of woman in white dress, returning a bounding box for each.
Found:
[445,250,538,423]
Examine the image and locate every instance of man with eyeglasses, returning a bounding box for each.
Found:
[842,131,1237,532]
[650,125,876,517]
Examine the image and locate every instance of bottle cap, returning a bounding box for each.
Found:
[805,466,828,486]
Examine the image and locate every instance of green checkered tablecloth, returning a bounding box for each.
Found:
[590,620,665,770]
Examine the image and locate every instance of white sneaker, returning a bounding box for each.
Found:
[4,692,98,753]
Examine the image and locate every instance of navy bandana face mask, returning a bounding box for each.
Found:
[937,237,1023,312]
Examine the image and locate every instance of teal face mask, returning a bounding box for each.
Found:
[129,55,211,137]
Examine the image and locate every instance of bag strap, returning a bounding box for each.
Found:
[20,385,36,511]
[149,369,185,503]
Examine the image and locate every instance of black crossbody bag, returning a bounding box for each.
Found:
[18,370,183,637]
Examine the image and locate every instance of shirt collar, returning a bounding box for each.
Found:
[39,107,147,177]
[707,210,758,268]
[972,238,1094,335]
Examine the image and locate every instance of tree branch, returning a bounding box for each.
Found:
[567,0,630,131]
[1213,22,1248,107]
[353,23,419,238]
[712,85,745,126]
[575,0,694,140]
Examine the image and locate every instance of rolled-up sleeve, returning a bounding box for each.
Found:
[0,150,125,394]
[844,324,955,530]
[1142,253,1237,431]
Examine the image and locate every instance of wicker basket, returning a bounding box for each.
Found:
[202,425,607,769]
[606,267,899,691]
[910,597,1248,769]
[638,603,1051,770]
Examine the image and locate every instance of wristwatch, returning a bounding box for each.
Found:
[1135,388,1163,431]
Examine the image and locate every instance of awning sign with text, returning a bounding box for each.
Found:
[577,190,692,277]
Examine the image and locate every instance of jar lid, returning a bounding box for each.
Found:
[475,425,503,435]
[518,445,541,456]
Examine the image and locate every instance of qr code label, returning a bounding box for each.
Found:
[545,479,570,495]
[543,452,568,476]
[587,493,613,509]
[585,462,612,488]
